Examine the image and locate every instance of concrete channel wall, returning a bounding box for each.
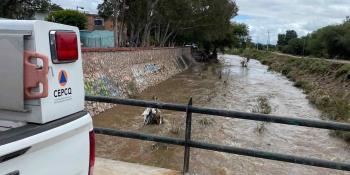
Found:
[82,47,194,116]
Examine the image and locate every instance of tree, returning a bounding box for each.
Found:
[216,23,249,50]
[284,38,303,55]
[285,30,298,42]
[277,34,286,50]
[277,30,298,52]
[49,3,63,12]
[174,0,238,51]
[46,10,87,30]
[98,0,125,47]
[98,0,238,48]
[0,0,52,19]
[306,19,350,59]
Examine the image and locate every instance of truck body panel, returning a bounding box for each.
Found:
[0,20,85,124]
[0,20,94,175]
[0,112,92,175]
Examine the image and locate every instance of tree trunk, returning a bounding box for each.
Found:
[141,0,160,47]
[113,1,120,47]
[114,17,119,47]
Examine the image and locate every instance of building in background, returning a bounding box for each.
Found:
[86,14,114,31]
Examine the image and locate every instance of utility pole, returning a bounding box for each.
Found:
[256,36,259,50]
[267,31,270,51]
[75,0,84,11]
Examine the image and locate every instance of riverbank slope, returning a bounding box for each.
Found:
[83,47,194,115]
[242,50,350,140]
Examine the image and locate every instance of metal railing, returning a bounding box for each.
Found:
[86,95,350,173]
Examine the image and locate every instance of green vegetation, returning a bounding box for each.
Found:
[0,0,62,19]
[46,10,87,30]
[243,50,350,140]
[169,119,182,135]
[252,96,272,115]
[198,117,214,126]
[251,96,272,134]
[84,79,111,96]
[98,0,244,52]
[84,80,94,95]
[126,80,137,97]
[277,17,350,59]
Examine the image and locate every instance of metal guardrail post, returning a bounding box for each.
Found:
[183,97,193,174]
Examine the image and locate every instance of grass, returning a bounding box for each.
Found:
[84,79,111,96]
[294,80,313,93]
[127,80,137,97]
[198,117,214,126]
[251,96,272,134]
[252,96,272,115]
[169,119,182,135]
[242,49,350,141]
[336,64,350,79]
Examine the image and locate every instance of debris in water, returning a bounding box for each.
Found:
[240,57,250,67]
[142,97,163,125]
[252,96,272,134]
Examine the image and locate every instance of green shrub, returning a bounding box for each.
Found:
[294,80,312,93]
[335,64,350,78]
[252,96,272,115]
[46,10,87,30]
[308,60,331,74]
[84,80,94,95]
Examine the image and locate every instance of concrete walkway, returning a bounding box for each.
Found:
[94,157,180,175]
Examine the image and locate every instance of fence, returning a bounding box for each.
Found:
[80,30,115,48]
[86,95,350,174]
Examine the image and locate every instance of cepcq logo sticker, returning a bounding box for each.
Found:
[54,70,72,100]
[58,70,68,86]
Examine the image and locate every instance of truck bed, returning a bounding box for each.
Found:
[0,120,26,132]
[0,111,92,175]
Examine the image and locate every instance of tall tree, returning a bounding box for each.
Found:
[285,30,298,42]
[98,0,238,48]
[47,10,87,29]
[98,0,123,47]
[0,0,55,19]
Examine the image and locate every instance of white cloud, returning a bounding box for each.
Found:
[233,0,350,44]
[51,0,102,14]
[52,0,349,44]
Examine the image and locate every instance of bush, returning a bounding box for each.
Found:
[294,80,312,93]
[308,60,331,74]
[252,96,272,115]
[335,64,350,78]
[46,10,87,30]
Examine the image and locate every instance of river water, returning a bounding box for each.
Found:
[94,55,350,175]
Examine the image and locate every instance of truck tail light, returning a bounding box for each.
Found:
[89,131,95,175]
[50,31,78,63]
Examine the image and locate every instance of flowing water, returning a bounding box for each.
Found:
[94,55,350,175]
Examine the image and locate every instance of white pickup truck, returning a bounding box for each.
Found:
[0,20,94,175]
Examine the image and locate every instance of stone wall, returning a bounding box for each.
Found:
[83,47,193,116]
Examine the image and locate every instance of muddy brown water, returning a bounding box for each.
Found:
[94,55,350,175]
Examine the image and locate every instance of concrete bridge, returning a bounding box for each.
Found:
[94,158,180,175]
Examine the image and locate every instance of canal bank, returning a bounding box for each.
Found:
[93,55,350,175]
[242,50,350,140]
[82,47,194,115]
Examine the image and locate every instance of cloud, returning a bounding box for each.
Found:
[52,0,349,44]
[233,0,350,44]
[51,0,102,14]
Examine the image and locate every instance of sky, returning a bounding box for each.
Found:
[52,0,350,44]
[233,0,350,44]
